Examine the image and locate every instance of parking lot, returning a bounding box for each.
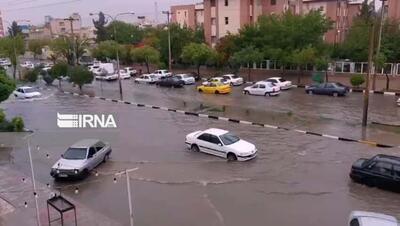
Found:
[1,79,400,226]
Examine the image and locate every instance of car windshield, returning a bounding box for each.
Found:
[232,75,239,78]
[334,82,345,87]
[220,133,240,145]
[279,78,286,82]
[222,76,230,80]
[23,88,36,93]
[63,148,87,160]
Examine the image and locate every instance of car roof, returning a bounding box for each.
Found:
[222,74,234,76]
[203,128,229,136]
[267,77,282,80]
[70,139,100,148]
[19,86,34,89]
[256,81,275,85]
[373,154,400,164]
[351,211,398,226]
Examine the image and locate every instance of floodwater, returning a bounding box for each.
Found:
[1,79,400,226]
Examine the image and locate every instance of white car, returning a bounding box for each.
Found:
[151,69,172,80]
[175,74,195,85]
[13,86,42,99]
[116,69,130,79]
[50,139,112,179]
[95,73,119,81]
[397,98,400,106]
[185,128,257,161]
[20,61,34,69]
[88,65,100,72]
[0,58,11,67]
[349,211,398,226]
[202,77,229,86]
[243,81,280,96]
[125,67,137,76]
[265,77,292,90]
[222,74,244,86]
[134,74,156,84]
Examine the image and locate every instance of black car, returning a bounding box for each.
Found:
[350,154,400,192]
[155,76,185,88]
[305,82,349,96]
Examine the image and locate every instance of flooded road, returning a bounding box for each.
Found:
[1,80,400,226]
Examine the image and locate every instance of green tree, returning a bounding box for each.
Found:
[92,40,121,61]
[229,46,263,81]
[181,43,217,77]
[69,66,93,91]
[131,46,160,73]
[8,21,22,37]
[0,69,15,102]
[28,39,49,59]
[215,34,239,67]
[106,21,144,45]
[0,35,25,80]
[50,62,69,87]
[50,37,89,65]
[93,12,109,42]
[291,46,317,84]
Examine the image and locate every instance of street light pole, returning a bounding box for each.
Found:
[162,11,173,72]
[90,12,134,100]
[64,17,79,66]
[115,167,138,226]
[372,0,387,90]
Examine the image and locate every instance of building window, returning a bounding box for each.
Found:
[211,18,216,25]
[211,0,216,7]
[225,0,229,6]
[61,28,66,33]
[225,17,229,25]
[271,0,276,5]
[184,11,187,17]
[59,21,65,26]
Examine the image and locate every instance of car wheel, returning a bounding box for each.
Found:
[264,92,269,96]
[227,153,237,161]
[308,90,313,95]
[333,92,338,97]
[14,94,17,97]
[230,82,233,86]
[103,154,110,163]
[82,169,90,179]
[198,89,203,92]
[215,90,220,94]
[191,144,200,152]
[243,90,249,95]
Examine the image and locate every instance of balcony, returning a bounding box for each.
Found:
[211,6,216,18]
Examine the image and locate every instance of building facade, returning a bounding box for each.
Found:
[387,0,400,21]
[48,13,82,38]
[171,2,205,29]
[203,0,364,46]
[0,11,4,37]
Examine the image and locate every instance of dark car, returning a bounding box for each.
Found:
[305,82,349,96]
[350,154,400,192]
[189,72,201,81]
[155,76,185,88]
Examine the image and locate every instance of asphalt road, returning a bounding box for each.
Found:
[1,79,400,226]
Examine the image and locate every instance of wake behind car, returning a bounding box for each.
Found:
[156,76,185,88]
[13,86,41,99]
[243,81,280,96]
[350,154,400,192]
[50,139,112,179]
[197,82,231,94]
[349,211,398,226]
[185,128,257,161]
[265,77,292,90]
[222,74,244,86]
[305,82,349,96]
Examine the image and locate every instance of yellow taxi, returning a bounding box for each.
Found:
[197,82,231,94]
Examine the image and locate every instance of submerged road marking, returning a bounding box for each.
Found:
[62,91,396,149]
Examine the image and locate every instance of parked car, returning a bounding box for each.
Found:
[222,74,244,86]
[88,65,100,72]
[151,69,172,80]
[134,74,156,84]
[156,76,185,88]
[265,77,292,90]
[125,67,137,76]
[115,69,130,79]
[350,154,400,192]
[305,82,349,96]
[0,58,11,67]
[175,74,196,85]
[202,77,229,85]
[20,61,34,69]
[397,98,400,106]
[197,83,231,94]
[349,211,398,226]
[185,128,257,161]
[50,139,112,179]
[243,81,280,96]
[13,86,41,99]
[95,73,119,81]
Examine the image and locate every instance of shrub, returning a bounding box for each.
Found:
[23,69,39,82]
[0,120,14,132]
[350,74,365,87]
[0,72,16,102]
[0,109,4,123]
[11,117,24,132]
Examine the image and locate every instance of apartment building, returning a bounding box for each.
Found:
[203,0,364,46]
[0,11,4,37]
[387,0,400,21]
[48,13,82,38]
[171,2,205,29]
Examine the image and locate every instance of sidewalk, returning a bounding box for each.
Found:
[0,164,121,226]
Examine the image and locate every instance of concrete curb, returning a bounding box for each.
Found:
[291,85,400,96]
[62,91,397,149]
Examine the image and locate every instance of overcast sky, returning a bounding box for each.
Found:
[0,0,195,26]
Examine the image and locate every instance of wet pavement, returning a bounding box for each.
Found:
[0,79,400,226]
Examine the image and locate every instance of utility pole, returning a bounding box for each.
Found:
[372,0,387,90]
[64,17,79,66]
[162,11,173,71]
[362,19,376,127]
[115,167,138,226]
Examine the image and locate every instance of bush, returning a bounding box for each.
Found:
[350,74,365,87]
[0,120,14,132]
[23,69,39,82]
[11,117,24,132]
[0,109,5,123]
[0,72,16,102]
